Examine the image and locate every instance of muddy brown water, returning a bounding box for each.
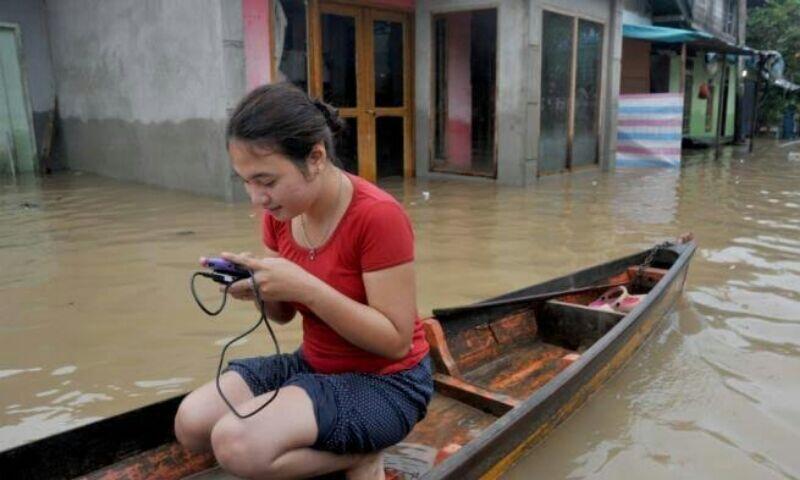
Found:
[1,141,799,478]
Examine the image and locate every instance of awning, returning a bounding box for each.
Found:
[623,24,757,56]
[623,24,707,43]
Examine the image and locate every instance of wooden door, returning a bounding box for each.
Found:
[309,1,412,182]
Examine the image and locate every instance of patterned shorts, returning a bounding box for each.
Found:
[225,350,434,454]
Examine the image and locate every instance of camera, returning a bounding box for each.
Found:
[204,257,251,285]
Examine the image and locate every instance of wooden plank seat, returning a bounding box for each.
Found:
[461,341,576,399]
[384,394,498,477]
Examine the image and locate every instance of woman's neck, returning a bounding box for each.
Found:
[304,167,348,225]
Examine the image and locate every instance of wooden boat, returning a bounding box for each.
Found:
[1,240,696,480]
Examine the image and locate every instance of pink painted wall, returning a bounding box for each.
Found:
[446,13,472,168]
[243,0,272,90]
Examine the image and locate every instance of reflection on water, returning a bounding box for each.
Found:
[1,142,799,478]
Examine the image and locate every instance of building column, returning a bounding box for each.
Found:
[601,0,622,171]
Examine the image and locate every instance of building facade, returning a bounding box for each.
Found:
[0,1,662,198]
[267,0,624,186]
[619,0,748,147]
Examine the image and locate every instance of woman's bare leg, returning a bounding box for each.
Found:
[210,385,383,479]
[174,371,254,452]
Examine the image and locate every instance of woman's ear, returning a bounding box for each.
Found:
[306,142,328,176]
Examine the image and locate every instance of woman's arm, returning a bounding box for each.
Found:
[303,262,417,360]
[226,253,416,360]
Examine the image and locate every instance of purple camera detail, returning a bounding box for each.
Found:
[205,258,251,278]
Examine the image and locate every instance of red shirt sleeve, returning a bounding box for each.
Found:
[262,212,279,251]
[359,201,415,272]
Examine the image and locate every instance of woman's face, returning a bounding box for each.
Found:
[228,139,323,221]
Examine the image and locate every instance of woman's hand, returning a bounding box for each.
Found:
[221,252,318,304]
[199,252,256,301]
[227,277,257,301]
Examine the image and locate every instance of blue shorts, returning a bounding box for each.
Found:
[225,350,434,454]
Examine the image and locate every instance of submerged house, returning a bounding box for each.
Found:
[619,0,750,149]
[242,0,626,186]
[2,0,751,198]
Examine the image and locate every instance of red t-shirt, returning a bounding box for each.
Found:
[262,173,429,375]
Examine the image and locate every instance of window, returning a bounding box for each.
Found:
[539,11,604,174]
[273,0,308,92]
[724,0,737,36]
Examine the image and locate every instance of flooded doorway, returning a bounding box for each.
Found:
[308,1,413,182]
[430,9,497,177]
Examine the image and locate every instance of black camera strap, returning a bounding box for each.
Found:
[190,271,281,418]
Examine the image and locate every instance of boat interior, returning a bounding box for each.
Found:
[382,265,670,477]
[179,260,675,479]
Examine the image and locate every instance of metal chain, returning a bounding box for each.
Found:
[636,241,672,281]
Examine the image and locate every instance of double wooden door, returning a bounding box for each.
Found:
[309,2,413,181]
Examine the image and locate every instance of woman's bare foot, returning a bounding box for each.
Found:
[346,452,385,480]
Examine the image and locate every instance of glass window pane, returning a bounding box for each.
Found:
[374,20,403,107]
[573,20,603,167]
[470,10,496,174]
[376,117,404,178]
[335,117,358,175]
[274,0,308,92]
[322,14,357,107]
[539,11,572,174]
[431,9,496,176]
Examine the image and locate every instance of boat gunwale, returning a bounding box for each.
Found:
[0,242,696,480]
[424,241,696,479]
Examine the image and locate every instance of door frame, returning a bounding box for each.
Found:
[0,22,38,175]
[307,0,414,182]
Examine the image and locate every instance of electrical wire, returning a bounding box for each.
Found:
[190,270,281,419]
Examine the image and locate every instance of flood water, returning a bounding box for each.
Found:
[2,141,799,479]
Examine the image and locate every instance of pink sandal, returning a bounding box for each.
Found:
[588,286,644,314]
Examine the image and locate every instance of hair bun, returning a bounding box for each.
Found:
[313,100,346,136]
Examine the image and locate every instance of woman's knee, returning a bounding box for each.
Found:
[175,373,253,452]
[174,389,217,452]
[210,416,279,478]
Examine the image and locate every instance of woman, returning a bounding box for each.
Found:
[174,82,432,480]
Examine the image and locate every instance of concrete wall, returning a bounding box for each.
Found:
[621,0,651,26]
[45,0,247,200]
[416,0,619,185]
[0,0,55,155]
[445,12,472,168]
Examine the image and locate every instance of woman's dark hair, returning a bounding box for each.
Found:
[226,82,346,172]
